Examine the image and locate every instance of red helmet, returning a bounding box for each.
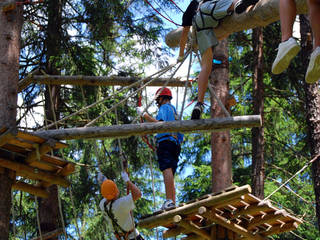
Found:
[156,87,172,99]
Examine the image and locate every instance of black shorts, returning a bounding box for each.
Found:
[182,0,199,26]
[156,140,181,175]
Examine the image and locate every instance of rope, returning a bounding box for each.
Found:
[132,51,191,123]
[38,66,173,130]
[264,154,320,201]
[85,63,177,127]
[57,187,68,239]
[168,0,184,13]
[143,0,181,26]
[179,49,194,120]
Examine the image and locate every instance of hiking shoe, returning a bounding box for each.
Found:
[305,47,320,84]
[191,102,204,120]
[161,199,175,210]
[234,0,259,14]
[272,37,300,74]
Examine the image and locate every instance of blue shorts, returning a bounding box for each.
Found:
[156,140,181,174]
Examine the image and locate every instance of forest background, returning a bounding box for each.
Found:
[6,0,320,239]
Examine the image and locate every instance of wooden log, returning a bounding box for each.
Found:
[12,182,49,198]
[165,0,307,48]
[17,68,41,92]
[138,185,251,229]
[18,75,189,91]
[31,228,63,240]
[260,221,299,236]
[35,115,261,140]
[202,209,266,240]
[0,158,70,187]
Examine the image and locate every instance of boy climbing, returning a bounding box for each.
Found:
[191,0,259,119]
[99,172,144,240]
[271,0,320,84]
[137,87,183,210]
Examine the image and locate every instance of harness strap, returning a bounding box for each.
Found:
[105,200,132,240]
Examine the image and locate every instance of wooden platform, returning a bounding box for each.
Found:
[138,185,302,240]
[0,128,75,198]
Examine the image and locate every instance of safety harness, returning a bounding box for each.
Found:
[104,200,133,240]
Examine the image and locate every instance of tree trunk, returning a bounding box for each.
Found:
[0,2,23,239]
[211,39,232,193]
[39,0,63,237]
[300,14,320,231]
[251,27,265,199]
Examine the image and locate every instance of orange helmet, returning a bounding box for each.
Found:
[101,179,119,200]
[156,87,172,99]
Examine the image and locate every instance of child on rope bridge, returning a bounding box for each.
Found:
[137,87,183,210]
[271,0,320,83]
[99,172,144,240]
[179,0,260,120]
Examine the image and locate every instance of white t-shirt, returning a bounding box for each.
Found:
[99,194,139,239]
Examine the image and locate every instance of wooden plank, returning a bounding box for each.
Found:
[27,75,190,87]
[31,228,63,240]
[29,160,62,172]
[138,185,251,229]
[231,200,276,219]
[16,131,67,149]
[12,182,49,198]
[174,215,211,239]
[40,163,75,188]
[0,128,17,147]
[0,158,70,187]
[41,154,70,167]
[35,115,262,140]
[163,226,189,239]
[202,209,266,240]
[6,137,34,149]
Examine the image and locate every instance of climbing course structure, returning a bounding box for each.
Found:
[0,127,75,198]
[139,185,302,239]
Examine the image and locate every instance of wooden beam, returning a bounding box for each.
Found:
[31,228,63,240]
[0,158,70,187]
[231,200,274,219]
[35,115,261,140]
[181,235,203,240]
[202,209,266,240]
[25,140,56,164]
[18,75,190,90]
[260,221,299,236]
[0,127,17,147]
[138,185,251,229]
[174,215,211,239]
[165,0,307,48]
[40,163,75,188]
[163,226,188,238]
[12,182,49,198]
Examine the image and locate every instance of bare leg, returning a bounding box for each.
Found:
[279,0,296,42]
[162,168,175,203]
[198,47,213,103]
[179,26,191,58]
[308,0,320,48]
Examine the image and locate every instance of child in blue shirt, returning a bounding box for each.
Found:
[137,87,183,210]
